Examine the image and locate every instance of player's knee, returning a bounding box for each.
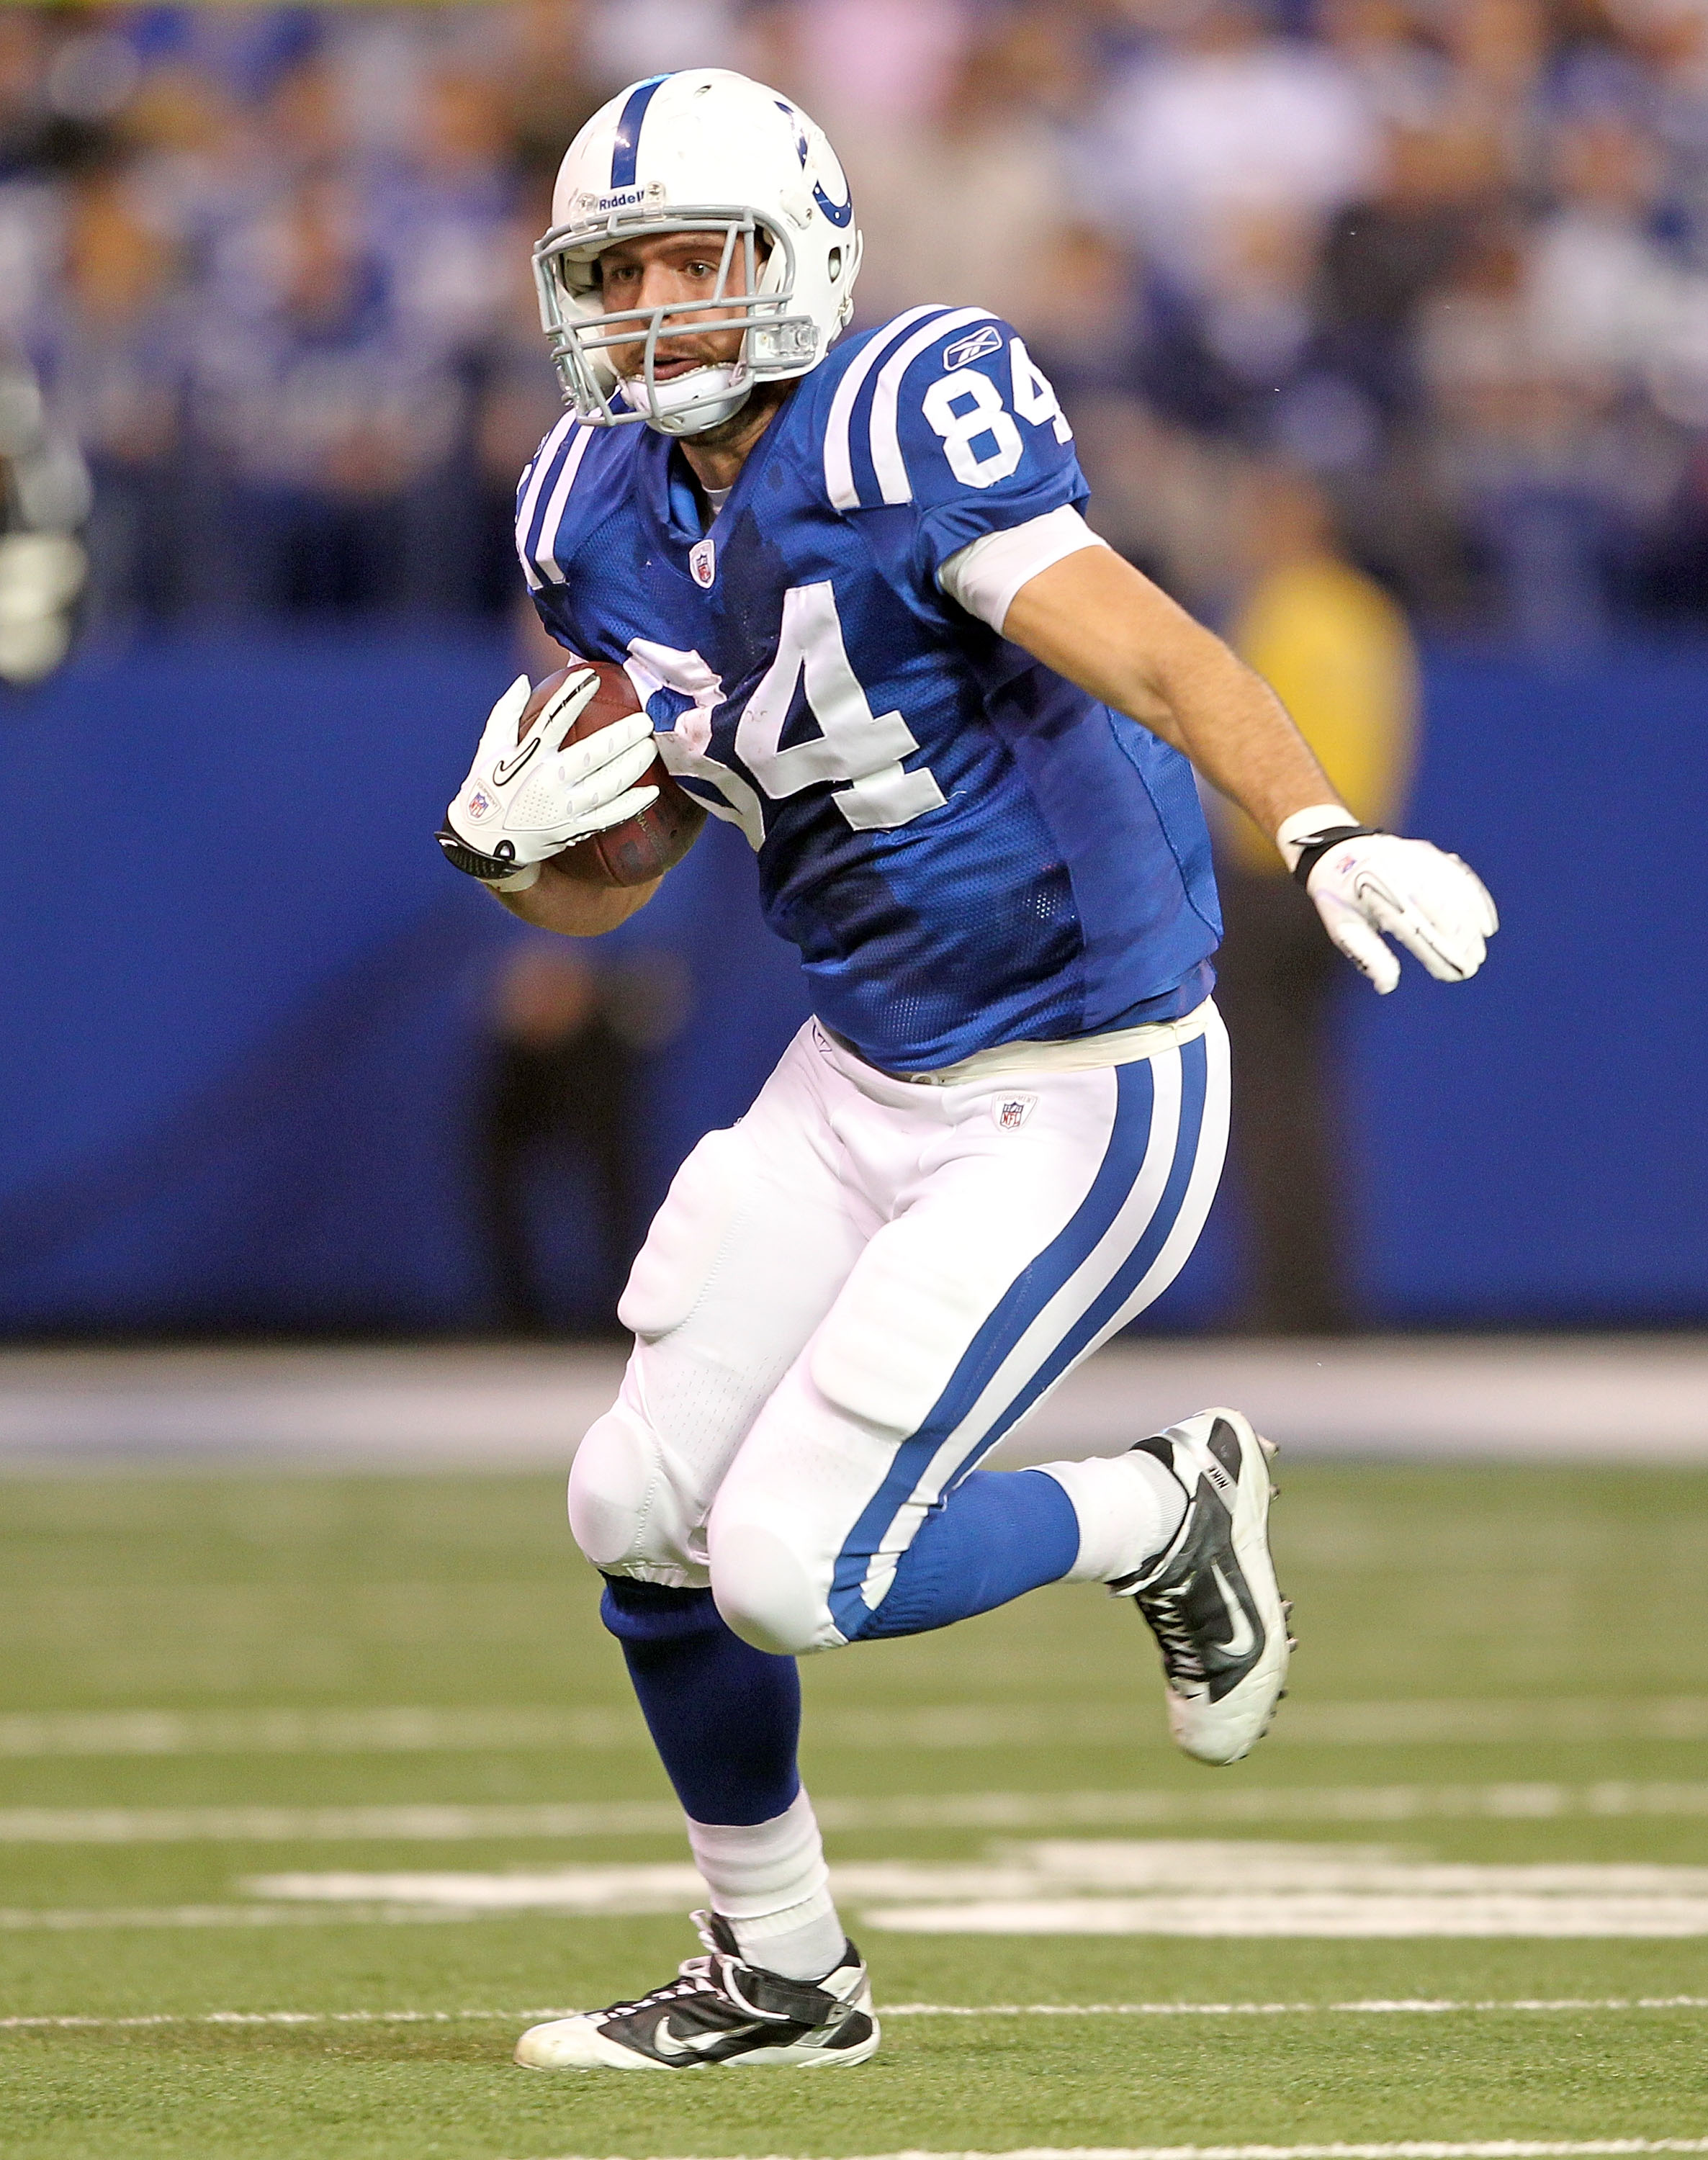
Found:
[567,1405,659,1571]
[707,1518,833,1657]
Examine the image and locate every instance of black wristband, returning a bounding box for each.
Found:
[1290,824,1380,888]
[436,826,523,883]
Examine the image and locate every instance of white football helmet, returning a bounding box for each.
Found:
[533,68,862,437]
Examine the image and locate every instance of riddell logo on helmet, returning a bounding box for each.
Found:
[572,184,665,218]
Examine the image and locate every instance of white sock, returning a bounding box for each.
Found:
[725,1885,846,1981]
[1036,1451,1187,1583]
[686,1787,847,1981]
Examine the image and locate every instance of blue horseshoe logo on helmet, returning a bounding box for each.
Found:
[776,100,853,228]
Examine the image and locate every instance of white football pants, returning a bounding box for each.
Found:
[569,1002,1230,1655]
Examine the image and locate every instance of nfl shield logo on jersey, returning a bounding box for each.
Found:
[994,1094,1038,1130]
[689,537,716,588]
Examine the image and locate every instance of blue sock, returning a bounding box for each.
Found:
[599,1576,801,1825]
[853,1467,1081,1640]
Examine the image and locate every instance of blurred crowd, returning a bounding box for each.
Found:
[10,0,1708,647]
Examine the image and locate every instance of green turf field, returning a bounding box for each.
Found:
[3,1460,1707,2160]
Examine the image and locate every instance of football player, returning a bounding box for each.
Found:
[438,70,1497,2072]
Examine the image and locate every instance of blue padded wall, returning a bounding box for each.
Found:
[1,631,1702,1333]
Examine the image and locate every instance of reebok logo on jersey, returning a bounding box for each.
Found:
[994,1094,1038,1130]
[943,323,1002,372]
[689,536,716,588]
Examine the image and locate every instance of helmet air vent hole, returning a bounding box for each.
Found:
[828,247,842,279]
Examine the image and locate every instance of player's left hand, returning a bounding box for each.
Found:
[1283,822,1498,995]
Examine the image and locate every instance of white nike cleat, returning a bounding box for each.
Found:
[513,1910,878,2070]
[1110,1407,1293,1765]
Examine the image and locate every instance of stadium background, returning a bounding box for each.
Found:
[1,0,1704,1338]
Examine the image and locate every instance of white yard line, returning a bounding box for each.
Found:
[0,1905,482,1929]
[882,2000,1708,2016]
[863,1895,1708,1937]
[227,1851,1708,1938]
[11,1900,1708,1939]
[243,1852,1708,1903]
[1,2007,562,2027]
[0,1801,686,1842]
[6,1784,1707,1842]
[6,1997,1708,2031]
[0,1707,642,1758]
[5,1700,1707,1758]
[514,2143,1708,2160]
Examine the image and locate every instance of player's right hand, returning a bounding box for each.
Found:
[439,670,660,889]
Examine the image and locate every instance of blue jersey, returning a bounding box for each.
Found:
[516,305,1221,1074]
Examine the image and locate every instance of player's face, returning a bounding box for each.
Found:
[595,230,755,381]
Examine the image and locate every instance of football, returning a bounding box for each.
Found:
[522,659,705,888]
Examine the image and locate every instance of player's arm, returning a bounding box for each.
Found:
[491,860,661,937]
[1001,544,1497,991]
[1006,546,1337,833]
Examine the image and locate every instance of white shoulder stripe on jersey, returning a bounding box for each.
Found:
[513,414,578,588]
[531,426,596,587]
[823,306,943,511]
[870,305,995,508]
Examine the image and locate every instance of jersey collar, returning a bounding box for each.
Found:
[649,390,795,550]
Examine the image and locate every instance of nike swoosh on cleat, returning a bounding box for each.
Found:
[650,2016,730,2061]
[1209,1561,1257,1661]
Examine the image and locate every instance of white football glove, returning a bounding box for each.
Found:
[437,670,659,891]
[1277,806,1498,995]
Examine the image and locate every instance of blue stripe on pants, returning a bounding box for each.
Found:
[980,1030,1211,1450]
[827,1036,1213,1642]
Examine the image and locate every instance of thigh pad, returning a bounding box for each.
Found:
[618,1126,751,1342]
[808,1196,1022,1440]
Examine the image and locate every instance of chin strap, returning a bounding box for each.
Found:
[639,361,754,438]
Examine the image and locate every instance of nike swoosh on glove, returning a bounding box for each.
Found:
[1279,814,1499,995]
[441,669,659,889]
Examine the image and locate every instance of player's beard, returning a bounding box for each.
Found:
[686,379,790,452]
